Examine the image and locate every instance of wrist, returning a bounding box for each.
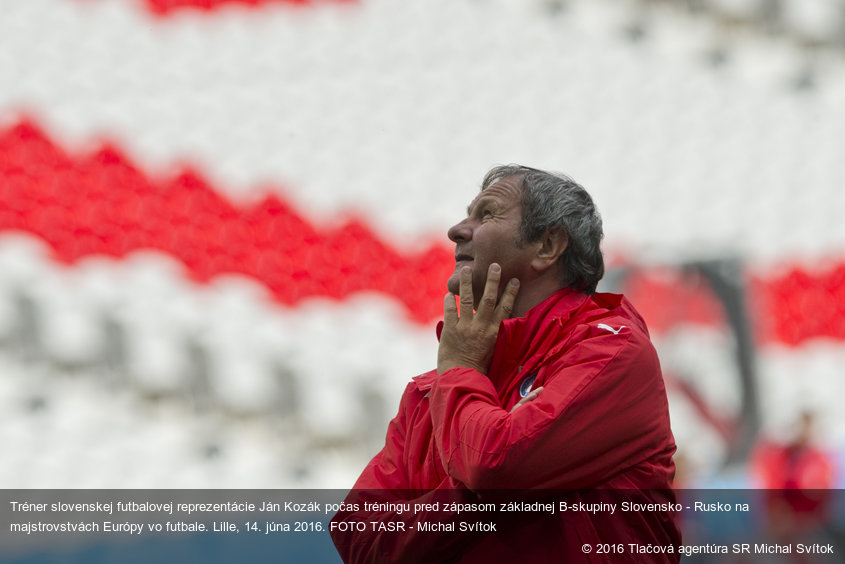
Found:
[437,359,487,376]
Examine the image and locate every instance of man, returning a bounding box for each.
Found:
[331,165,680,563]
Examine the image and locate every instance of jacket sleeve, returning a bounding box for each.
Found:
[428,327,675,491]
[330,385,484,564]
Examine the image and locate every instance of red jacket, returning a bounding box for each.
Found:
[332,289,680,563]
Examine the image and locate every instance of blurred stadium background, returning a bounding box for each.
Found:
[1,0,844,491]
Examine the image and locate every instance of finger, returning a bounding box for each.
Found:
[458,266,475,319]
[475,263,501,324]
[493,277,520,324]
[510,386,543,413]
[443,292,458,325]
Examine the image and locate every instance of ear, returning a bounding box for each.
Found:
[530,227,568,273]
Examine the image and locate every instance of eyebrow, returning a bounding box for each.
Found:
[467,196,497,216]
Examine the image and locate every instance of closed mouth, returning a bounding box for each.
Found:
[455,254,473,262]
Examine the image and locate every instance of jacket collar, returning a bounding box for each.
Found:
[487,287,588,388]
[414,287,589,392]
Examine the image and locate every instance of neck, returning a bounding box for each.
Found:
[511,279,568,318]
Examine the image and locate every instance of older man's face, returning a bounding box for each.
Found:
[446,175,535,305]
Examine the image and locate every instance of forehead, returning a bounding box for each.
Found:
[468,175,524,212]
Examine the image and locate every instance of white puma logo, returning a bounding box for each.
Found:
[597,323,625,335]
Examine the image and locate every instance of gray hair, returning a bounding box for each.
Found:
[482,164,605,294]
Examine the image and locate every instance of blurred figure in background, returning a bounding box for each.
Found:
[752,410,839,560]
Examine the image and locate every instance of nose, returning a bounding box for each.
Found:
[447,217,472,243]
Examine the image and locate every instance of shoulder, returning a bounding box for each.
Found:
[581,292,651,336]
[540,295,669,422]
[566,292,654,345]
[548,292,660,375]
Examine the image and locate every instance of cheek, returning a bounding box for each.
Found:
[498,248,532,280]
[470,266,489,300]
